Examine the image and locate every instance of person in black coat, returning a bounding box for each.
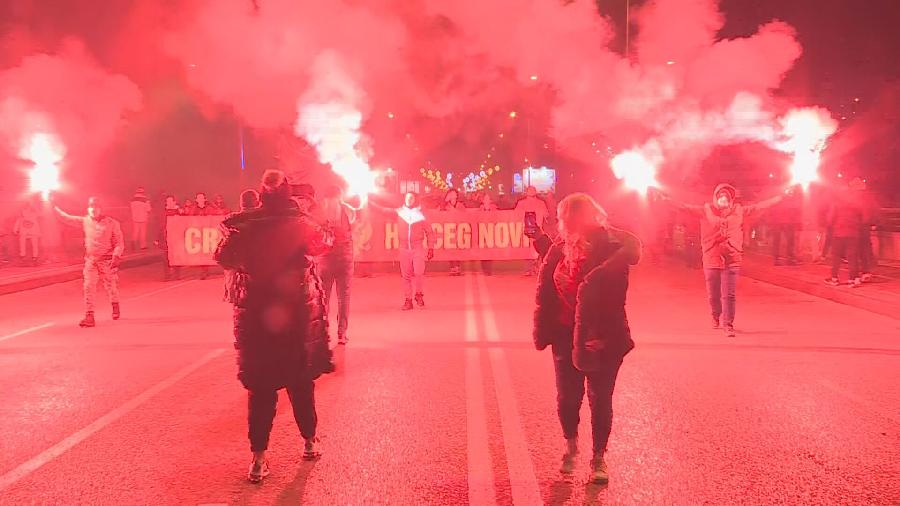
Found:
[533,193,641,484]
[215,170,333,483]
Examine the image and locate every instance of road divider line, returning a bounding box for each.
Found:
[0,322,55,344]
[0,348,226,492]
[464,274,497,505]
[127,279,196,302]
[476,274,542,505]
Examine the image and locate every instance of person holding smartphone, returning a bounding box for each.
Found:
[533,193,641,484]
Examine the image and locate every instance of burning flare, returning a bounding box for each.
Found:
[775,107,837,189]
[610,143,661,195]
[22,133,65,200]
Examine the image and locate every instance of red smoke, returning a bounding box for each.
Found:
[0,39,142,195]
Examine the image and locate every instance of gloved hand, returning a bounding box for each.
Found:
[426,248,434,261]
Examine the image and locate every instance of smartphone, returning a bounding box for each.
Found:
[524,211,538,235]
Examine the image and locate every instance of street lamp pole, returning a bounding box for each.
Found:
[625,0,630,57]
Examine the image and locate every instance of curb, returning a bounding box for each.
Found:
[0,254,162,296]
[742,267,900,321]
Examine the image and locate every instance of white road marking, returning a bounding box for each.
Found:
[0,322,55,344]
[127,279,196,301]
[464,274,497,505]
[475,274,542,505]
[0,348,226,492]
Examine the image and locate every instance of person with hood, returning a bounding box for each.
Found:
[439,189,466,276]
[825,178,865,287]
[533,193,641,484]
[52,196,125,327]
[665,183,790,337]
[318,185,356,345]
[129,187,152,251]
[214,170,332,483]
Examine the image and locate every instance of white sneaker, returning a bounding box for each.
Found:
[560,438,578,475]
[303,438,322,460]
[589,455,608,484]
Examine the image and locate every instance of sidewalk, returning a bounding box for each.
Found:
[741,252,900,320]
[0,251,161,296]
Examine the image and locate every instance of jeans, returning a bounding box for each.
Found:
[704,266,739,327]
[552,343,623,455]
[320,256,353,338]
[858,227,874,274]
[247,379,317,452]
[831,236,859,281]
[399,248,426,299]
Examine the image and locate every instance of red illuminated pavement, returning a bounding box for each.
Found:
[0,263,897,505]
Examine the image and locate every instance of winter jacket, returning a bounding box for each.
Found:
[396,206,435,251]
[828,192,863,238]
[215,199,332,389]
[533,226,641,372]
[681,184,782,269]
[55,209,125,259]
[130,195,152,223]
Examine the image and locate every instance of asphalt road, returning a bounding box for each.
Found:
[0,262,897,505]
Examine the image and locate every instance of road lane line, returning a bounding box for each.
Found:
[0,322,55,344]
[475,274,542,505]
[0,348,226,492]
[464,274,497,505]
[127,279,196,302]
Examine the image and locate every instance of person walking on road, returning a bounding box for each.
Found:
[318,185,356,344]
[129,187,152,251]
[533,193,641,484]
[664,184,791,337]
[373,192,435,309]
[215,170,333,484]
[53,196,125,327]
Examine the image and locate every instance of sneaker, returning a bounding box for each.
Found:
[337,334,348,345]
[303,438,322,460]
[824,277,840,287]
[850,278,862,288]
[414,292,425,308]
[247,460,270,483]
[79,312,96,328]
[860,272,873,282]
[724,325,736,337]
[401,299,414,311]
[589,455,608,484]
[711,317,720,329]
[111,302,121,320]
[560,439,578,475]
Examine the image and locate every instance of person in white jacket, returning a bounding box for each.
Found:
[130,187,152,251]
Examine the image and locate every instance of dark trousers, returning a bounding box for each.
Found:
[247,380,317,452]
[858,227,874,273]
[831,236,859,281]
[704,266,739,327]
[552,344,623,455]
[481,260,493,275]
[320,257,353,338]
[771,223,797,261]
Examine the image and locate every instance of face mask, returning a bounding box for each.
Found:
[88,207,102,219]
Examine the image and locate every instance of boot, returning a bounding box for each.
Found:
[414,292,425,308]
[112,302,121,320]
[401,299,414,311]
[79,312,96,328]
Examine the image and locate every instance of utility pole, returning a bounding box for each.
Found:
[625,0,631,58]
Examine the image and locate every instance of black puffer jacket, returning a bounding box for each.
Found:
[533,227,641,372]
[215,200,332,390]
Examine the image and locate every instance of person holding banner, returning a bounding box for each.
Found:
[52,196,125,328]
[479,193,499,275]
[439,189,466,276]
[533,193,641,484]
[214,170,332,484]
